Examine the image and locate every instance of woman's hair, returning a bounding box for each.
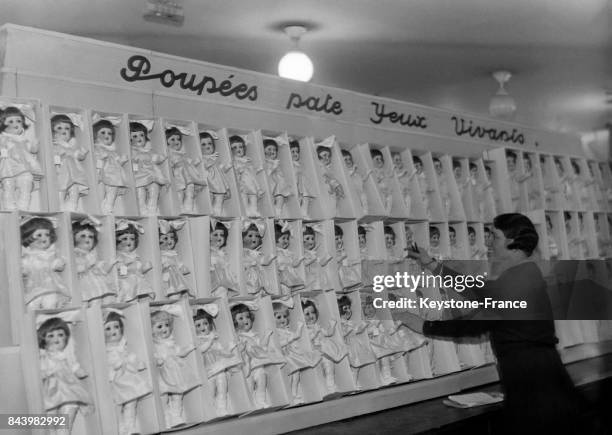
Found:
[0,106,27,132]
[262,138,278,152]
[337,295,352,312]
[37,317,70,349]
[334,225,343,237]
[115,223,140,247]
[571,160,581,174]
[230,303,254,326]
[72,220,99,248]
[165,126,182,141]
[274,224,289,243]
[21,217,57,247]
[104,311,124,334]
[129,122,149,141]
[92,119,115,142]
[493,213,539,256]
[193,309,215,329]
[210,222,228,248]
[301,299,319,318]
[453,160,462,170]
[50,114,76,138]
[341,149,351,158]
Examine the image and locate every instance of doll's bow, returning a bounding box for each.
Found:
[200,130,219,140]
[51,112,83,130]
[78,215,102,231]
[304,223,325,235]
[300,296,316,307]
[158,219,186,234]
[273,296,294,309]
[271,133,289,147]
[228,299,259,311]
[165,123,193,136]
[35,309,82,330]
[193,303,219,318]
[20,215,58,229]
[315,135,336,149]
[210,218,232,231]
[0,103,36,123]
[131,119,154,133]
[359,224,374,232]
[154,304,184,318]
[278,220,293,235]
[242,219,266,236]
[115,219,145,234]
[91,113,122,126]
[102,307,125,323]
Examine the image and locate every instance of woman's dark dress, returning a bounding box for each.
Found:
[422,261,583,434]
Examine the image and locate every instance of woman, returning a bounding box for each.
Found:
[401,213,584,435]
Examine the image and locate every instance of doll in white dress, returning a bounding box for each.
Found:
[370,149,393,213]
[302,224,333,292]
[229,135,263,217]
[72,217,117,303]
[545,214,560,260]
[289,140,316,218]
[193,305,242,416]
[468,226,486,260]
[565,212,585,260]
[413,156,432,218]
[200,131,232,216]
[433,157,452,218]
[130,122,169,215]
[37,314,93,435]
[51,114,89,212]
[209,220,240,297]
[506,150,521,212]
[158,219,193,298]
[316,141,345,211]
[231,302,285,409]
[92,118,130,215]
[555,158,574,209]
[301,298,348,394]
[384,226,404,278]
[521,155,541,210]
[115,220,155,302]
[263,138,292,216]
[342,149,370,213]
[103,309,151,435]
[242,222,277,296]
[571,160,595,210]
[275,223,305,295]
[151,306,198,428]
[166,127,206,213]
[21,216,70,310]
[449,226,465,260]
[393,152,417,216]
[273,300,321,404]
[334,225,362,291]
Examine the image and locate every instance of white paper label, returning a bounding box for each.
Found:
[54,155,62,165]
[119,265,128,276]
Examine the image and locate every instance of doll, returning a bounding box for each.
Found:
[448,227,464,260]
[316,140,345,209]
[92,118,130,215]
[209,220,240,297]
[434,157,452,218]
[370,149,393,213]
[115,220,154,302]
[595,217,611,258]
[540,156,555,208]
[468,226,486,260]
[229,135,264,217]
[555,157,574,209]
[337,295,376,389]
[72,217,117,303]
[37,314,93,435]
[301,298,347,393]
[588,163,605,211]
[166,127,206,213]
[151,306,198,428]
[384,226,402,263]
[428,226,444,260]
[334,225,362,291]
[413,156,432,218]
[545,214,560,260]
[263,138,292,216]
[159,219,194,299]
[302,224,333,291]
[129,122,169,215]
[571,160,594,210]
[21,216,70,310]
[453,161,471,213]
[199,131,231,216]
[231,302,285,408]
[358,225,369,259]
[103,309,151,435]
[0,105,43,211]
[242,221,276,296]
[392,152,416,216]
[275,222,305,294]
[520,154,541,210]
[506,151,521,211]
[342,149,370,213]
[273,300,321,404]
[403,223,424,276]
[193,305,242,416]
[51,114,89,212]
[565,212,585,260]
[289,140,316,218]
[484,226,495,259]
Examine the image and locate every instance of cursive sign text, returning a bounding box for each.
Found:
[451,116,525,145]
[285,92,343,115]
[370,102,427,129]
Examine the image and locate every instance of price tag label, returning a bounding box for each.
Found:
[0,149,7,158]
[96,159,104,169]
[54,155,62,165]
[119,265,128,276]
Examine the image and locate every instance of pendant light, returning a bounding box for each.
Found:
[278,25,314,82]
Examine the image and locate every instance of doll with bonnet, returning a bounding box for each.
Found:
[341,149,370,214]
[115,219,155,303]
[242,221,276,296]
[315,138,345,211]
[209,220,240,297]
[302,224,333,292]
[392,152,417,216]
[274,222,305,295]
[263,137,292,216]
[289,139,316,219]
[199,131,232,216]
[229,135,264,217]
[158,219,194,299]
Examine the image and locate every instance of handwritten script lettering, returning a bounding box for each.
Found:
[120,55,258,101]
[285,92,343,115]
[451,116,525,145]
[370,102,427,129]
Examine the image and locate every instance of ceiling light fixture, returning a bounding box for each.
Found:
[489,70,517,119]
[278,25,313,82]
[143,0,184,26]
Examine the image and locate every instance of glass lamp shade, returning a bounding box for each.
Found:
[278,50,313,82]
[489,90,517,119]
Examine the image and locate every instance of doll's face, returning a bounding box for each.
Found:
[449,231,456,246]
[414,160,423,174]
[243,230,261,250]
[339,303,352,320]
[430,232,440,248]
[363,299,376,319]
[274,308,290,328]
[4,115,24,135]
[117,233,136,252]
[318,149,331,166]
[151,317,172,340]
[210,229,226,249]
[433,159,442,175]
[484,230,493,247]
[74,229,95,252]
[303,306,318,325]
[96,127,114,146]
[200,137,215,155]
[264,144,278,160]
[290,146,300,162]
[469,166,478,178]
[385,233,395,250]
[159,232,177,251]
[276,233,290,249]
[167,134,182,151]
[335,234,344,250]
[523,157,532,172]
[53,121,72,142]
[453,166,462,179]
[234,311,252,332]
[555,160,564,176]
[30,228,52,250]
[506,155,516,172]
[44,328,67,352]
[230,141,245,158]
[392,153,403,170]
[104,320,123,344]
[343,153,354,169]
[372,154,384,169]
[194,317,212,335]
[130,130,146,148]
[303,233,316,250]
[358,233,367,249]
[468,231,476,245]
[404,225,414,243]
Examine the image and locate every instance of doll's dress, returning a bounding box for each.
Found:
[347,166,368,211]
[196,332,242,378]
[233,156,262,196]
[210,247,239,294]
[319,162,344,199]
[106,337,151,405]
[525,173,541,208]
[306,323,347,363]
[292,161,316,199]
[276,327,322,374]
[202,153,230,196]
[94,142,129,192]
[39,348,93,413]
[364,319,405,359]
[168,148,206,192]
[131,142,169,188]
[395,168,414,210]
[560,175,574,208]
[22,245,70,306]
[508,170,520,211]
[548,235,560,259]
[236,330,285,376]
[243,248,272,295]
[160,249,193,298]
[336,248,361,291]
[469,244,486,261]
[372,168,392,206]
[340,319,376,368]
[116,250,154,302]
[438,175,451,217]
[74,247,116,301]
[577,176,594,209]
[264,158,292,197]
[276,248,305,293]
[304,249,332,291]
[416,172,431,215]
[0,131,42,181]
[54,138,89,194]
[153,337,199,395]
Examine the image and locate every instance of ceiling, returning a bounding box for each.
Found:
[1,0,610,134]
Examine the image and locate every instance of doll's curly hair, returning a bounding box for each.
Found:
[193,309,215,330]
[301,299,319,319]
[115,223,140,247]
[72,220,99,248]
[92,119,115,142]
[230,303,254,327]
[165,126,182,142]
[50,114,76,138]
[37,317,70,349]
[129,122,149,141]
[210,222,228,248]
[104,311,124,334]
[274,224,290,243]
[21,217,57,247]
[0,106,27,133]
